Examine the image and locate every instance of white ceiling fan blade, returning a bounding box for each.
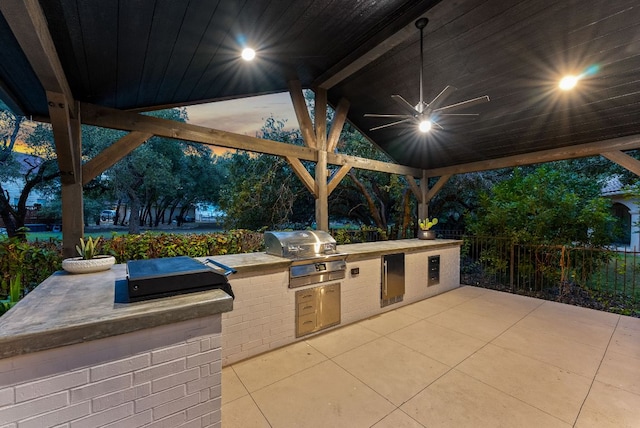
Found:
[364,113,413,118]
[432,121,444,130]
[428,85,457,109]
[434,95,490,113]
[370,118,412,131]
[391,94,419,115]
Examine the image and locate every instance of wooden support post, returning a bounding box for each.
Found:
[316,150,329,231]
[418,170,429,220]
[48,95,83,257]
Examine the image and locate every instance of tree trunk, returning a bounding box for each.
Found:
[348,170,385,229]
[127,191,141,234]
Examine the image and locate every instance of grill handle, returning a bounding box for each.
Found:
[205,258,237,276]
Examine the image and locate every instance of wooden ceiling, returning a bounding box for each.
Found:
[1,0,640,172]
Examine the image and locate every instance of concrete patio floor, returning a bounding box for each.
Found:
[221,286,640,427]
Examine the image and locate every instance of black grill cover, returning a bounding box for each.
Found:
[126,256,234,302]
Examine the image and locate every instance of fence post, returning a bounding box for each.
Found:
[510,241,515,292]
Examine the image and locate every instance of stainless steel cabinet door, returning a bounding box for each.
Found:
[382,253,405,299]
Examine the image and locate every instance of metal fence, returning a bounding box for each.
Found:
[453,234,640,301]
[332,228,640,302]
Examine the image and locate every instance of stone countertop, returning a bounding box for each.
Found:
[0,238,461,360]
[337,238,462,262]
[0,264,233,359]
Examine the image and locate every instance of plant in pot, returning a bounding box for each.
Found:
[61,237,116,274]
[417,218,438,240]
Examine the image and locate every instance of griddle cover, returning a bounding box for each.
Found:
[126,256,233,302]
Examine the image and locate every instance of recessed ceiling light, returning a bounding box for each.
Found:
[559,75,578,90]
[241,47,256,61]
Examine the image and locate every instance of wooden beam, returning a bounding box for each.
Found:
[601,150,640,177]
[80,102,423,178]
[1,0,74,114]
[427,135,640,177]
[47,92,78,184]
[327,152,422,177]
[328,164,353,195]
[426,174,452,201]
[313,3,436,89]
[418,170,428,220]
[55,101,83,258]
[406,175,422,203]
[327,98,350,153]
[80,102,318,161]
[315,151,329,231]
[286,156,316,196]
[288,80,316,149]
[315,88,328,151]
[82,131,153,185]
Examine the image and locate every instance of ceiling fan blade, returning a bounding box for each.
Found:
[364,113,412,118]
[391,95,419,115]
[370,118,412,131]
[439,113,480,117]
[434,95,490,113]
[428,85,457,109]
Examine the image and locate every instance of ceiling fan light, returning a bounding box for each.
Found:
[419,120,432,132]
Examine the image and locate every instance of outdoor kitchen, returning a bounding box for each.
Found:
[0,234,461,426]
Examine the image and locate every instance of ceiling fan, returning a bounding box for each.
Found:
[364,18,490,133]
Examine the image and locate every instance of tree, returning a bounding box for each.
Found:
[333,123,409,230]
[466,166,616,246]
[0,107,59,240]
[218,117,314,230]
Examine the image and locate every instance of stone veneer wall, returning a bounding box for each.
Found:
[0,314,223,428]
[221,246,460,366]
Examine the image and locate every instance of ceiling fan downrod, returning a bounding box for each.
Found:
[415,18,429,112]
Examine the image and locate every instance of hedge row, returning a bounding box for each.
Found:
[0,230,265,315]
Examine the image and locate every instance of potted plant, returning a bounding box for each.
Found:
[417,217,438,240]
[61,237,116,274]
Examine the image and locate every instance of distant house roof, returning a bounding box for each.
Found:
[602,176,625,197]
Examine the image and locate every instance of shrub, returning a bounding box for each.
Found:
[0,237,62,314]
[102,230,264,263]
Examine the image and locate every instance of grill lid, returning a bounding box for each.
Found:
[264,230,338,259]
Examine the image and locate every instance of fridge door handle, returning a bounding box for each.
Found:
[383,259,388,297]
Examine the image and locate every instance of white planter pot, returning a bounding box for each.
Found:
[62,255,116,274]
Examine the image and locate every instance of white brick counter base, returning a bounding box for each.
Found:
[221,240,461,366]
[0,314,223,428]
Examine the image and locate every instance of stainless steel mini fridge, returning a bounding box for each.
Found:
[381,253,405,306]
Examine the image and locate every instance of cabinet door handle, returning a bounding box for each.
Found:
[303,321,314,325]
[303,305,313,310]
[383,260,388,296]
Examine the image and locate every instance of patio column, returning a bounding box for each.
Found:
[48,93,83,257]
[418,170,429,220]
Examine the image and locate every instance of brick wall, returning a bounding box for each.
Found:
[0,314,223,428]
[221,246,460,366]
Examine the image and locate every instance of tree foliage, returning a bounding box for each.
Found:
[466,166,617,246]
[0,108,59,239]
[218,117,314,230]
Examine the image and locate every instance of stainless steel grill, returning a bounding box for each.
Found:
[264,230,347,288]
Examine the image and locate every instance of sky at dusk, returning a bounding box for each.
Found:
[185,92,298,136]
